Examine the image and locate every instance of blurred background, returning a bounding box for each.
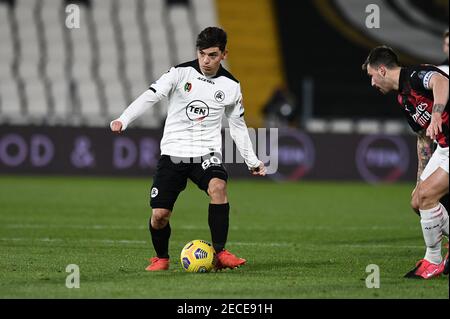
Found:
[0,0,448,182]
[2,1,449,299]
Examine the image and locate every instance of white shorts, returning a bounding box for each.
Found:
[420,145,449,181]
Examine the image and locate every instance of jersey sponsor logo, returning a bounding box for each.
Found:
[214,90,225,102]
[151,187,159,198]
[186,100,210,121]
[412,102,431,126]
[197,76,215,85]
[184,82,192,92]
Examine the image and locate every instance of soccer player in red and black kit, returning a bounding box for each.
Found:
[363,46,449,279]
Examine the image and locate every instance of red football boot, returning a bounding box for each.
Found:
[145,257,170,271]
[215,249,246,270]
[404,258,444,279]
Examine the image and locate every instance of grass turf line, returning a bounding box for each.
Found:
[0,176,448,298]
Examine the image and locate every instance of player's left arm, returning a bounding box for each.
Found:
[225,91,266,176]
[426,72,449,139]
[227,116,266,176]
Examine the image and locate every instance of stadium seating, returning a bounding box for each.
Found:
[0,0,23,123]
[0,0,218,127]
[0,0,442,135]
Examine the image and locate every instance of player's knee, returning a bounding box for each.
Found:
[411,192,420,213]
[151,209,171,229]
[417,186,439,209]
[207,179,227,202]
[411,200,420,215]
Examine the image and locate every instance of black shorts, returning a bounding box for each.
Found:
[150,153,228,211]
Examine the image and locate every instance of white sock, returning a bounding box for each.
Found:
[439,203,449,237]
[420,205,443,264]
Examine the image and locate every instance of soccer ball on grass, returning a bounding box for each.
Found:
[180,239,216,273]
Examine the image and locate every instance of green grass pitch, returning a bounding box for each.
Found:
[0,175,448,298]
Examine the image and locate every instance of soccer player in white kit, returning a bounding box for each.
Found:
[111,27,266,271]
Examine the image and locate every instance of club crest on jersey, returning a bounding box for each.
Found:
[214,90,225,102]
[186,100,209,121]
[151,187,159,198]
[184,82,192,92]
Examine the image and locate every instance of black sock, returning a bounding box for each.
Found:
[208,203,230,252]
[149,220,171,258]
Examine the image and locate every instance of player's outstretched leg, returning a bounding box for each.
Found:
[207,178,246,270]
[405,203,446,279]
[146,208,171,271]
[405,169,448,279]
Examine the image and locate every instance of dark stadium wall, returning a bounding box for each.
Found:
[272,0,418,120]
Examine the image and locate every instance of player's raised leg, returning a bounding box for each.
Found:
[207,178,246,270]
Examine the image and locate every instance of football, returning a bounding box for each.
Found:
[180,239,216,273]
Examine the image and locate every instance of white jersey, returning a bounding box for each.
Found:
[112,59,261,169]
[437,64,449,75]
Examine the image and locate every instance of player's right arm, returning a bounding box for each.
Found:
[110,67,179,133]
[110,89,161,133]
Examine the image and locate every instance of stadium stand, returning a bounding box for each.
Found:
[0,0,23,123]
[0,0,446,134]
[0,0,220,128]
[42,0,68,124]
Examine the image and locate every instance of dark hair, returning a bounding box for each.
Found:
[362,45,399,70]
[444,29,449,38]
[196,27,227,52]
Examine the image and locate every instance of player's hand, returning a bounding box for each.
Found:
[426,113,442,140]
[111,120,123,134]
[250,162,266,176]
